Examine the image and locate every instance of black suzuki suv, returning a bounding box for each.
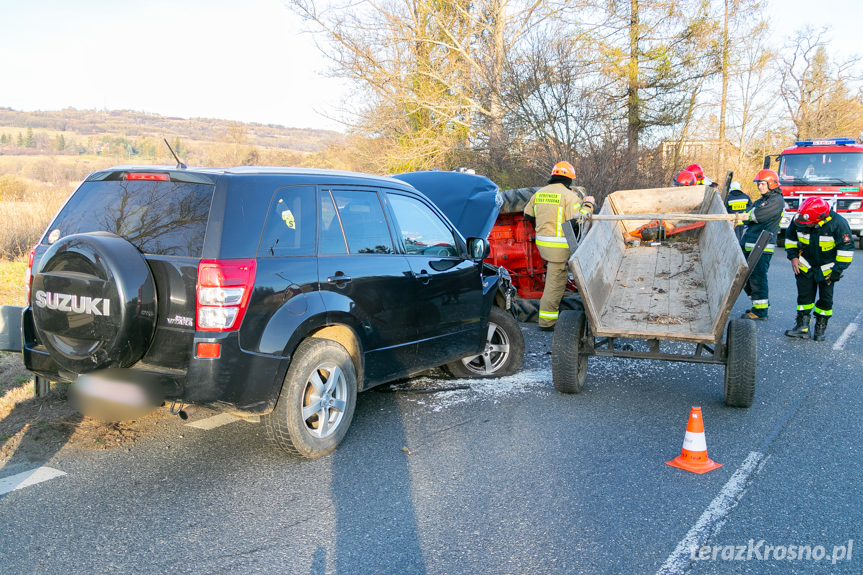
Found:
[8,165,523,458]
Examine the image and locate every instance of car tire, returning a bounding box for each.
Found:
[552,310,589,393]
[263,338,358,458]
[446,306,525,378]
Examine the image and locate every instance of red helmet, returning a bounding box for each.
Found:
[551,161,576,180]
[753,169,780,190]
[684,164,704,184]
[673,170,697,186]
[797,197,830,226]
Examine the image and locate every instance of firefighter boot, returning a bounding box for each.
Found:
[813,315,829,342]
[784,311,811,339]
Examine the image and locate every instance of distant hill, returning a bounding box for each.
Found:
[0,107,343,154]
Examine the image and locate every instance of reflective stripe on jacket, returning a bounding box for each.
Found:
[726,189,752,227]
[741,189,783,251]
[785,211,854,282]
[524,183,592,263]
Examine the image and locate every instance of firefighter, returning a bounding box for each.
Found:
[784,197,854,341]
[685,164,706,184]
[725,180,752,241]
[740,169,785,320]
[685,163,719,188]
[524,161,595,330]
[672,170,697,186]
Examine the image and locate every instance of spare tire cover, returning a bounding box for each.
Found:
[31,232,157,373]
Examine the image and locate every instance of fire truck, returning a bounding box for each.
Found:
[764,136,863,247]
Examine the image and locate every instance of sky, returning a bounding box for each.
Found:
[0,0,860,134]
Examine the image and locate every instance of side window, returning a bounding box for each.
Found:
[387,193,458,256]
[258,185,316,257]
[325,189,394,254]
[319,190,347,254]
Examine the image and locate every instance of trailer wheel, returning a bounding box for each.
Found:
[724,318,757,407]
[552,310,589,393]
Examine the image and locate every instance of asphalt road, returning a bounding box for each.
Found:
[1,247,861,575]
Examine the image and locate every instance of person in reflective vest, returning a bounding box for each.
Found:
[740,169,784,320]
[784,197,854,341]
[524,161,595,330]
[725,181,752,241]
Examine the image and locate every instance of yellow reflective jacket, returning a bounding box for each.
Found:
[524,183,592,263]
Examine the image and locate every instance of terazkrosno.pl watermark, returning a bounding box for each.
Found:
[690,540,853,564]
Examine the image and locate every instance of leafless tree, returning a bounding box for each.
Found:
[780,27,863,140]
[285,0,554,175]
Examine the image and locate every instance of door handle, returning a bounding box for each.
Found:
[413,270,431,284]
[327,275,352,285]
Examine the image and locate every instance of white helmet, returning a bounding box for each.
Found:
[729,180,742,192]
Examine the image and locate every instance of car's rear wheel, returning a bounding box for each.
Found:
[263,338,357,458]
[446,306,524,378]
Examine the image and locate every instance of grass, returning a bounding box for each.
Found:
[0,258,27,307]
[0,352,32,417]
[0,196,68,261]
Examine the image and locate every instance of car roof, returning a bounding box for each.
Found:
[89,165,419,189]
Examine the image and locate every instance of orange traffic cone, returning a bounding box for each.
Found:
[666,406,722,474]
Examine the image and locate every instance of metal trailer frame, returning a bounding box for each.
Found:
[553,185,769,407]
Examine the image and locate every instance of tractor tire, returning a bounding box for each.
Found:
[511,298,540,323]
[499,188,539,214]
[511,296,582,323]
[724,318,757,407]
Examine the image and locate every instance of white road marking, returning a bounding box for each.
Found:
[0,466,66,496]
[656,451,766,575]
[832,322,857,351]
[184,413,239,430]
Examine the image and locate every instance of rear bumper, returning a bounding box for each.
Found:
[21,306,285,415]
[0,305,23,352]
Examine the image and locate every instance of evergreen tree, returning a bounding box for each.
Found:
[25,127,35,148]
[16,132,24,147]
[172,137,185,157]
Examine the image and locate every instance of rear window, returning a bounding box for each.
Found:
[44,180,214,257]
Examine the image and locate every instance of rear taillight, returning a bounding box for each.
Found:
[196,259,257,331]
[25,244,36,302]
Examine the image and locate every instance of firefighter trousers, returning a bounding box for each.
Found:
[743,249,772,317]
[539,260,569,328]
[795,273,834,316]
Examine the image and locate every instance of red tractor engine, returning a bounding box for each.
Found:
[487,212,547,299]
[484,187,581,321]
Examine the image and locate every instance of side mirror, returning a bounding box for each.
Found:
[466,237,489,261]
